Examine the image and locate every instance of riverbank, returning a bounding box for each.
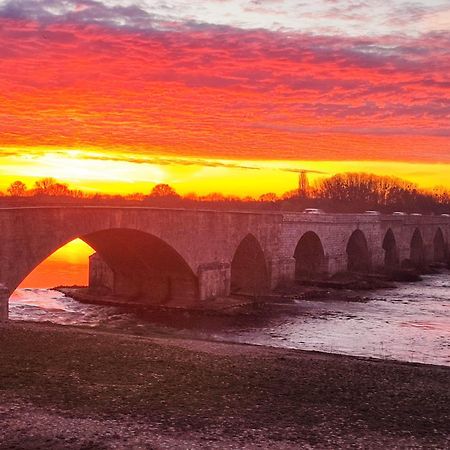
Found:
[54,267,430,315]
[1,322,449,449]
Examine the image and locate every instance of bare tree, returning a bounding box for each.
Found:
[34,178,70,196]
[259,192,278,202]
[7,180,27,197]
[149,183,179,198]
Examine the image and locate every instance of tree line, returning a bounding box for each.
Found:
[1,174,449,214]
[309,173,450,214]
[6,178,84,198]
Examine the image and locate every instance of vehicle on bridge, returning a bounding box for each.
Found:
[303,208,324,214]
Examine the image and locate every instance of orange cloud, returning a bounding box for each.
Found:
[0,17,449,163]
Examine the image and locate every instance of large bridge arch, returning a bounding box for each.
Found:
[0,208,214,299]
[346,229,370,272]
[382,228,399,269]
[433,228,446,263]
[294,231,327,279]
[410,228,426,269]
[84,229,198,304]
[230,233,269,296]
[11,228,199,305]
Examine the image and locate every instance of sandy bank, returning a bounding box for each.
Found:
[0,322,449,449]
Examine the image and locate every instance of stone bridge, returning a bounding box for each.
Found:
[1,206,449,320]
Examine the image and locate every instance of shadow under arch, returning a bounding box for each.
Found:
[433,228,446,263]
[294,231,327,279]
[346,229,370,272]
[230,234,269,296]
[410,228,426,269]
[382,228,399,269]
[15,228,199,306]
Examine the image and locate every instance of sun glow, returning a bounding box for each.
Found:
[1,147,450,197]
[18,239,94,288]
[0,148,168,193]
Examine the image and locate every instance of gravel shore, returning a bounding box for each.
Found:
[0,322,449,449]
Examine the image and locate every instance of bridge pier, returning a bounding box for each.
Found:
[198,263,231,300]
[90,253,232,304]
[269,257,296,287]
[0,284,8,322]
[89,253,114,293]
[327,253,347,274]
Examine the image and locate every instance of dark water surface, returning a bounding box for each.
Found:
[10,273,450,366]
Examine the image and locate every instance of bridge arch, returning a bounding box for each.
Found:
[230,234,269,296]
[433,228,446,263]
[346,229,370,272]
[12,228,199,305]
[382,229,399,269]
[294,231,327,279]
[410,228,426,269]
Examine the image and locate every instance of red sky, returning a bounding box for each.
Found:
[0,0,449,194]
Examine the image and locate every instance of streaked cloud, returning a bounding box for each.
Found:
[0,0,449,193]
[0,13,448,162]
[1,148,450,196]
[1,0,449,35]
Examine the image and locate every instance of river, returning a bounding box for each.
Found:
[9,271,450,367]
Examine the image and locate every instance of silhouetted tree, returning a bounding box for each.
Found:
[149,183,179,198]
[70,189,85,199]
[310,172,450,213]
[34,177,56,192]
[34,178,70,196]
[184,192,199,201]
[259,192,278,202]
[7,180,27,196]
[281,189,298,200]
[316,173,407,209]
[201,192,225,202]
[125,193,145,201]
[298,171,310,198]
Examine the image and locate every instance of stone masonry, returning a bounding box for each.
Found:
[0,207,449,320]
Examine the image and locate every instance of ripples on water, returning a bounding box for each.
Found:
[9,273,450,367]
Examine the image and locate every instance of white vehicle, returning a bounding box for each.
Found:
[393,211,407,216]
[410,213,422,216]
[441,213,450,217]
[364,210,381,215]
[303,208,324,214]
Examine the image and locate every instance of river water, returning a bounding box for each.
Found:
[9,273,450,367]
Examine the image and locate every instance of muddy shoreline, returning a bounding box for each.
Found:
[1,321,449,449]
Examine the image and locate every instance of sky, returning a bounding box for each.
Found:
[0,0,449,195]
[18,238,93,288]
